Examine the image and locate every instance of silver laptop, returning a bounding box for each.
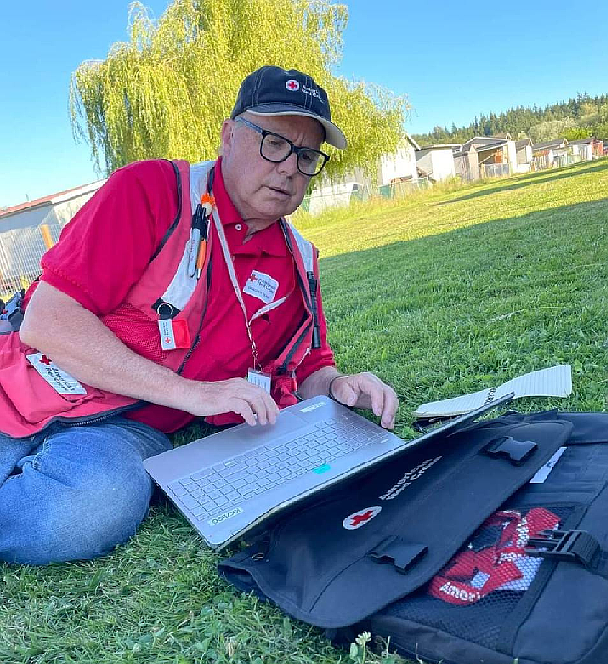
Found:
[144,393,514,549]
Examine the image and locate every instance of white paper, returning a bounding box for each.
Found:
[414,365,572,417]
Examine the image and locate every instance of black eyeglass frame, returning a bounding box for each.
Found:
[235,116,330,177]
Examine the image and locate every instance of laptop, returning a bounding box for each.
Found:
[144,392,514,549]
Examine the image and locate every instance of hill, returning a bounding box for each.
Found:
[413,93,608,145]
[3,159,608,664]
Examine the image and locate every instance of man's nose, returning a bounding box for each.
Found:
[276,151,299,176]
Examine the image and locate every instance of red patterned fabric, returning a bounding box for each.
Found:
[429,508,560,605]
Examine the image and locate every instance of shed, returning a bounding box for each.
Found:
[453,144,480,182]
[514,139,533,173]
[461,136,517,177]
[569,138,593,161]
[532,139,569,168]
[378,134,420,186]
[0,180,105,293]
[415,144,457,181]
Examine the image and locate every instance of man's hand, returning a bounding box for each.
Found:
[21,282,278,427]
[299,367,398,429]
[329,372,398,429]
[187,378,279,427]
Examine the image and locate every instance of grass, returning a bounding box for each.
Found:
[2,159,608,663]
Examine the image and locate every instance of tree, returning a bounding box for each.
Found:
[528,118,577,143]
[70,0,407,181]
[563,127,592,141]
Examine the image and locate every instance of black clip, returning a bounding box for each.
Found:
[525,529,600,567]
[370,536,428,574]
[482,436,537,465]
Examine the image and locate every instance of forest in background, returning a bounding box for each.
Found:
[413,93,608,146]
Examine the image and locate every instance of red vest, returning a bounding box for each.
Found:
[0,160,319,438]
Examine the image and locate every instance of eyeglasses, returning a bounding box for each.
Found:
[235,116,330,177]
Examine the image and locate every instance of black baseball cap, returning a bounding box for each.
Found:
[231,66,347,149]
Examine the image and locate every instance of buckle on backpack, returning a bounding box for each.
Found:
[482,436,537,465]
[525,529,600,567]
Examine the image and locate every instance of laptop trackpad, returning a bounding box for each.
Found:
[227,410,309,445]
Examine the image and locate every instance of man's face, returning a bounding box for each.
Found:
[220,112,325,224]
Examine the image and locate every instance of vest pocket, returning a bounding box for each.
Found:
[0,336,102,428]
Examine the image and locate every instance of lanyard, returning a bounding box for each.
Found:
[211,210,287,370]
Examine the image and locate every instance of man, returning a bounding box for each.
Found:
[0,66,398,565]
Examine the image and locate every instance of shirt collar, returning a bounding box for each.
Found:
[212,158,287,257]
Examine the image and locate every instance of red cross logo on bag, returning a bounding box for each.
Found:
[343,506,382,530]
[428,508,560,605]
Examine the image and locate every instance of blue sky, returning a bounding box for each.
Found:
[1,0,607,207]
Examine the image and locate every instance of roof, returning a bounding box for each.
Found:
[568,138,593,145]
[404,133,422,151]
[462,136,509,151]
[416,143,460,152]
[0,180,105,221]
[515,139,532,148]
[532,139,568,151]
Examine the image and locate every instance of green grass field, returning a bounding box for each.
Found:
[2,160,608,663]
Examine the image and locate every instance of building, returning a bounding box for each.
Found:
[415,144,458,181]
[569,137,604,161]
[453,144,480,182]
[378,134,420,186]
[532,139,569,169]
[514,139,533,173]
[305,134,423,214]
[461,135,518,177]
[0,180,105,293]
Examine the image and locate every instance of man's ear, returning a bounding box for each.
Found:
[220,119,235,158]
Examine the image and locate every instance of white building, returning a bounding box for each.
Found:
[415,144,458,181]
[569,138,594,162]
[0,180,105,292]
[378,135,420,185]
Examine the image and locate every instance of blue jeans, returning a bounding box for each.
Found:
[0,416,172,565]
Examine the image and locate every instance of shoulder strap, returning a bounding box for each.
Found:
[149,160,184,263]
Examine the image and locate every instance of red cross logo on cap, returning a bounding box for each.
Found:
[286,79,300,91]
[343,506,382,530]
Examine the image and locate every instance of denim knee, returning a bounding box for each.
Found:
[11,461,153,564]
[0,417,171,565]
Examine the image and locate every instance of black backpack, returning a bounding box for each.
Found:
[219,411,608,664]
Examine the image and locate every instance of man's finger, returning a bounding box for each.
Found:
[246,390,279,426]
[233,400,257,426]
[371,389,384,418]
[380,387,399,429]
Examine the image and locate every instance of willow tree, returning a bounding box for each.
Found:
[70,0,407,180]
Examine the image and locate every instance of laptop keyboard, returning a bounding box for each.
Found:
[168,416,387,520]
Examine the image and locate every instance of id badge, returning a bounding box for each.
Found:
[247,369,272,394]
[158,319,191,351]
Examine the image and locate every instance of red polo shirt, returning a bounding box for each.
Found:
[36,159,335,432]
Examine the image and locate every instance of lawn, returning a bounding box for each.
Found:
[2,160,607,663]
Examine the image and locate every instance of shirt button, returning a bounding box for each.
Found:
[235,223,242,231]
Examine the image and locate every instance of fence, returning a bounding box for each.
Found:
[0,220,64,298]
[481,163,510,178]
[379,177,432,199]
